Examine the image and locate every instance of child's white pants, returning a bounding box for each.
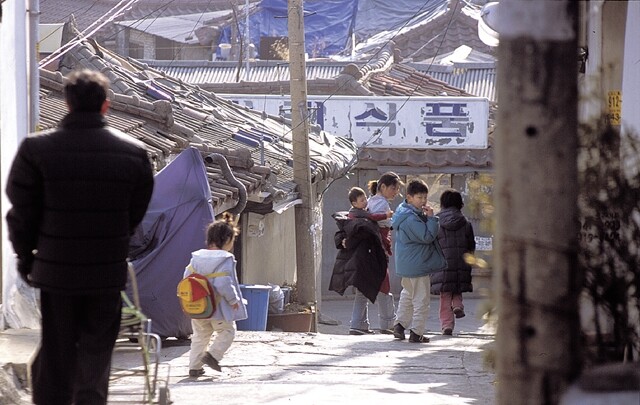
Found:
[395,275,431,335]
[189,318,236,369]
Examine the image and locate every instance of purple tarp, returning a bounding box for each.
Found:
[128,147,214,338]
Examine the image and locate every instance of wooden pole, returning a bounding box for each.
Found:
[495,1,581,403]
[287,0,316,308]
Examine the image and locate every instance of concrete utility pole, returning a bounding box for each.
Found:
[495,1,581,404]
[287,0,316,306]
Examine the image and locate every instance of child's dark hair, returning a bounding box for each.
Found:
[348,187,366,204]
[367,172,402,196]
[406,179,429,196]
[440,189,464,210]
[206,213,240,248]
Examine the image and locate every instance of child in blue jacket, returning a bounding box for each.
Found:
[391,179,446,343]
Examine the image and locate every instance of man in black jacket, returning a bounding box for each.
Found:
[6,70,154,405]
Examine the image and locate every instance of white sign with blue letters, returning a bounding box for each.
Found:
[227,95,489,149]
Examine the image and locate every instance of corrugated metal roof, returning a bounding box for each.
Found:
[115,11,230,44]
[141,58,497,101]
[141,60,350,85]
[352,0,494,64]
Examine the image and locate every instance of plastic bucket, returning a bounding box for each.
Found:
[236,284,271,331]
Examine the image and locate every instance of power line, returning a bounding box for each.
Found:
[317,0,461,200]
[39,0,141,67]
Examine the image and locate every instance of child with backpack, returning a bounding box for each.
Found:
[184,214,247,377]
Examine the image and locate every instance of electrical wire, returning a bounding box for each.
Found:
[316,0,461,201]
[265,0,437,143]
[38,0,141,67]
[36,0,103,45]
[196,0,454,199]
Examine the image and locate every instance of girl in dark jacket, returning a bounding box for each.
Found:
[432,190,476,335]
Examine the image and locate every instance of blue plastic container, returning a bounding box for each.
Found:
[236,284,271,331]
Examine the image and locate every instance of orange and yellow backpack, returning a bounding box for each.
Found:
[176,265,224,319]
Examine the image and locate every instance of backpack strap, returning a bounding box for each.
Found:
[187,264,226,279]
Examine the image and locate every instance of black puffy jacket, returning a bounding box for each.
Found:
[329,212,387,303]
[6,112,154,294]
[431,207,475,294]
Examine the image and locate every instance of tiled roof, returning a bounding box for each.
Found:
[413,63,496,102]
[365,64,474,97]
[39,0,119,39]
[44,42,357,214]
[135,44,494,172]
[353,0,494,63]
[356,146,492,172]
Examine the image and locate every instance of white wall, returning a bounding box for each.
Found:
[1,0,40,329]
[241,209,297,286]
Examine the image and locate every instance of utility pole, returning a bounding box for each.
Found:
[28,0,40,132]
[244,0,251,81]
[495,1,581,404]
[287,0,316,307]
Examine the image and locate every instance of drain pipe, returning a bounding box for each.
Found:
[204,153,247,216]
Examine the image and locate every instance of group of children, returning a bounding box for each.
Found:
[182,172,475,379]
[331,172,476,343]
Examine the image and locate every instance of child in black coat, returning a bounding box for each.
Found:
[432,190,476,336]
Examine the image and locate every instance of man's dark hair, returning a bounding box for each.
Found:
[63,70,110,113]
[440,189,464,210]
[406,179,429,196]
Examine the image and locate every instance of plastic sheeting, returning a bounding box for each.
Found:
[219,0,359,58]
[128,147,215,339]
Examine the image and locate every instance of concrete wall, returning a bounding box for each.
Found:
[128,30,156,60]
[240,209,297,286]
[178,45,212,61]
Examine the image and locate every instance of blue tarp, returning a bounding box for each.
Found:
[128,147,214,338]
[219,0,359,58]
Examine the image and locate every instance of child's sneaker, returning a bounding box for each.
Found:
[189,368,205,377]
[393,323,405,340]
[442,327,453,336]
[453,307,466,319]
[408,330,430,343]
[199,352,221,372]
[348,328,374,335]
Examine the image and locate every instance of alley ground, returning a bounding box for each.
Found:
[115,296,496,404]
[0,296,496,405]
